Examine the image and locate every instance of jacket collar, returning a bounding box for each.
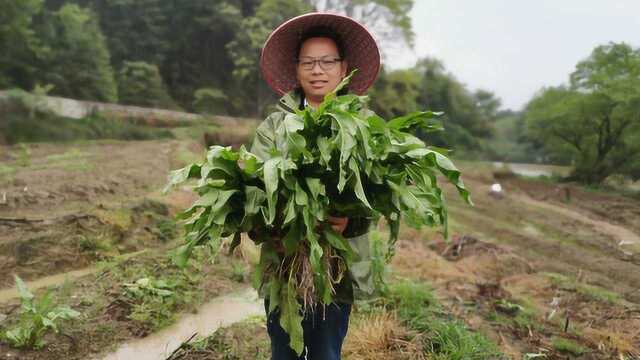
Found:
[277,90,303,113]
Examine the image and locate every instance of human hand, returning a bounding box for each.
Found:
[326,215,348,235]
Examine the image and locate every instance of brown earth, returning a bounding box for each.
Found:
[1,136,640,359]
[0,139,201,287]
[385,164,640,359]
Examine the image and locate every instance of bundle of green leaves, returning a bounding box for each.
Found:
[164,73,471,355]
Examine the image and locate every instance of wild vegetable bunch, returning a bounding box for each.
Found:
[163,72,471,355]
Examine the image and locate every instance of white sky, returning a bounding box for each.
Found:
[385,0,639,110]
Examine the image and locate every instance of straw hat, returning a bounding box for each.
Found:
[260,12,381,96]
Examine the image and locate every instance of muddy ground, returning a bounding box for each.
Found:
[1,131,639,359]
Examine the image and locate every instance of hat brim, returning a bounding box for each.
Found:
[261,12,381,96]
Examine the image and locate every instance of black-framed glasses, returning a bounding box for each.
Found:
[297,55,342,71]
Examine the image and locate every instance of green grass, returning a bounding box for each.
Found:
[0,107,174,144]
[166,278,503,360]
[544,272,621,304]
[0,164,16,181]
[487,297,542,333]
[552,336,588,356]
[170,123,220,141]
[384,279,505,360]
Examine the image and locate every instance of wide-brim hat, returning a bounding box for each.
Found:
[260,12,381,96]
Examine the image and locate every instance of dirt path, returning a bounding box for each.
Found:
[98,287,263,360]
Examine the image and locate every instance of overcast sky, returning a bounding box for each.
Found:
[385,0,639,111]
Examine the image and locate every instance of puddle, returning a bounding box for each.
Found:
[0,267,98,303]
[0,250,147,303]
[99,287,263,360]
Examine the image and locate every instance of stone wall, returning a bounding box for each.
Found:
[0,90,203,123]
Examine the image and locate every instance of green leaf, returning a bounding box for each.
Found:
[263,157,281,225]
[14,275,34,303]
[387,111,443,132]
[279,281,304,355]
[305,177,325,201]
[243,186,266,218]
[173,243,195,268]
[317,136,333,169]
[294,182,308,206]
[268,276,281,314]
[282,220,302,256]
[206,146,240,162]
[348,157,372,209]
[163,163,201,194]
[324,228,355,263]
[328,110,358,192]
[283,196,297,226]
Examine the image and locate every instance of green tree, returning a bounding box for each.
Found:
[161,1,243,109]
[525,42,640,184]
[306,0,414,48]
[117,61,178,109]
[0,0,45,89]
[49,0,170,69]
[38,3,117,102]
[192,88,228,115]
[227,0,312,116]
[414,58,495,151]
[368,66,420,119]
[369,58,500,154]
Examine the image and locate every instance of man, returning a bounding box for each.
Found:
[250,12,380,360]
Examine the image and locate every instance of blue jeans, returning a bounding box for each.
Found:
[264,299,352,360]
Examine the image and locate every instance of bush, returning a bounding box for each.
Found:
[117,61,179,110]
[0,100,174,144]
[192,88,228,115]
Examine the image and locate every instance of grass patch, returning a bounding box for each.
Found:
[488,297,542,333]
[389,280,503,359]
[165,278,503,360]
[551,336,588,356]
[355,279,505,360]
[170,123,220,141]
[0,164,16,180]
[0,108,174,144]
[166,316,270,360]
[94,248,239,332]
[77,233,115,253]
[544,272,621,304]
[94,208,133,229]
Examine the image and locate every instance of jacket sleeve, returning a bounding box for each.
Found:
[250,113,278,161]
[348,232,374,299]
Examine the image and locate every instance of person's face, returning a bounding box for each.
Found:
[296,37,348,106]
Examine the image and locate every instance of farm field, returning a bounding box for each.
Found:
[0,125,638,359]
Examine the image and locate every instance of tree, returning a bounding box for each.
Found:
[117,61,178,109]
[160,0,243,109]
[368,57,501,154]
[368,66,420,119]
[413,58,496,151]
[306,0,414,50]
[226,0,312,116]
[38,3,118,102]
[192,88,228,115]
[525,42,640,184]
[0,0,45,89]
